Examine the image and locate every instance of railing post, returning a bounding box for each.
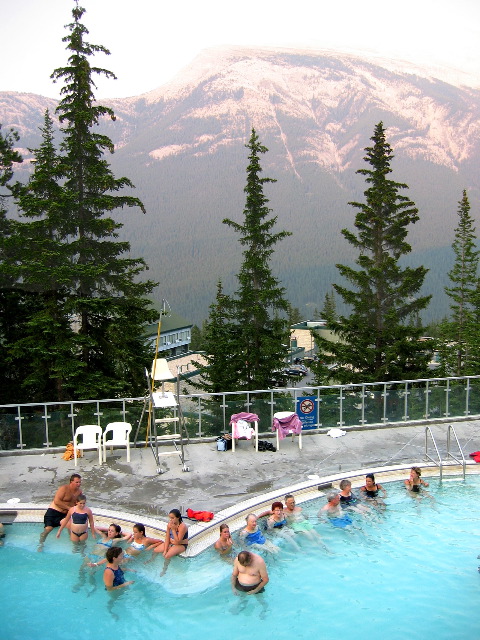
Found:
[465,377,471,416]
[424,380,430,419]
[338,386,344,427]
[42,404,52,448]
[444,378,450,417]
[15,406,25,449]
[403,382,409,421]
[382,383,388,423]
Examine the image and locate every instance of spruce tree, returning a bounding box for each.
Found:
[312,122,431,384]
[440,190,479,375]
[222,128,291,390]
[10,4,157,400]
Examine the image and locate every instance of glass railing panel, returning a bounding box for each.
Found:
[319,390,341,429]
[467,379,480,416]
[408,385,428,420]
[428,384,447,420]
[17,408,48,449]
[0,409,21,451]
[448,382,468,417]
[342,388,365,427]
[384,386,404,424]
[363,388,385,424]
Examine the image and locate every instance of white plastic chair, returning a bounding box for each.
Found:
[102,422,132,463]
[73,424,103,466]
[273,411,303,450]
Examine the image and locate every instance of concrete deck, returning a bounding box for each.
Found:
[1,419,479,520]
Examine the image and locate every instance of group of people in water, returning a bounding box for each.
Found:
[34,466,431,593]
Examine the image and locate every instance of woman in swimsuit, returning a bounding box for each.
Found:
[56,494,96,544]
[360,474,387,499]
[267,502,301,550]
[214,523,234,557]
[103,546,134,591]
[124,523,162,559]
[149,509,189,575]
[405,467,429,493]
[86,524,131,566]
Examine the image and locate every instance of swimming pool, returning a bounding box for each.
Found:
[1,477,479,640]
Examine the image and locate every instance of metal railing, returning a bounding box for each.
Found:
[424,423,466,481]
[1,375,480,452]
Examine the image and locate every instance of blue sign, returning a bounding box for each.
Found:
[296,396,318,430]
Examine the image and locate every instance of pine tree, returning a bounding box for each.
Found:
[320,289,337,324]
[440,190,479,375]
[10,4,157,400]
[222,128,291,390]
[0,125,27,403]
[312,122,431,384]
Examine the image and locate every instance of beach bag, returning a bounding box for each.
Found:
[216,437,227,451]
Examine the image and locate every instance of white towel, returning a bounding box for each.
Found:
[326,428,346,438]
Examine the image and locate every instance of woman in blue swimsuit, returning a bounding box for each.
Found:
[267,502,301,550]
[56,494,96,544]
[103,547,134,591]
[149,509,189,575]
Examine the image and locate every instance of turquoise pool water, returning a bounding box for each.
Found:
[0,477,479,640]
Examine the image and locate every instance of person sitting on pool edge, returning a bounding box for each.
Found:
[239,514,279,554]
[404,467,429,493]
[214,523,234,557]
[231,550,269,595]
[148,509,189,575]
[103,546,134,591]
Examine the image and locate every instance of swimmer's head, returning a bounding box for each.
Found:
[69,473,81,486]
[339,479,351,490]
[76,493,86,504]
[238,550,253,567]
[285,494,295,508]
[105,546,123,563]
[327,493,340,504]
[246,513,257,526]
[271,502,283,511]
[411,467,421,478]
[133,523,145,535]
[219,523,230,534]
[108,524,122,538]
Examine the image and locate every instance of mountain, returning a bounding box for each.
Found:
[1,46,480,325]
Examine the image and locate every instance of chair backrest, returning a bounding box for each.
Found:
[104,422,132,444]
[151,358,175,382]
[74,424,102,447]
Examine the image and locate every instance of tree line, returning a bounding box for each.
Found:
[1,4,478,406]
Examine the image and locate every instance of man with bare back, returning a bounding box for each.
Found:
[38,473,82,548]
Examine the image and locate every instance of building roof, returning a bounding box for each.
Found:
[145,310,193,337]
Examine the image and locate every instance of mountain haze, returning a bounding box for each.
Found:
[2,46,480,324]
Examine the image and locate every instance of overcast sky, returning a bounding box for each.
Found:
[1,0,479,99]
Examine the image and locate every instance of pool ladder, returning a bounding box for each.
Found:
[424,424,466,481]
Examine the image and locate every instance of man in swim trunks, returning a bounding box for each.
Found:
[284,494,327,547]
[231,550,269,595]
[39,473,82,548]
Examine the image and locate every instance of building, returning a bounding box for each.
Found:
[146,311,193,358]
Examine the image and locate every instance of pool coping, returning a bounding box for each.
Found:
[1,460,478,557]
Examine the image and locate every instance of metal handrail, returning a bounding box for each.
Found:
[446,424,466,480]
[424,426,444,481]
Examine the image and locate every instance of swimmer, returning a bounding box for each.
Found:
[231,550,269,595]
[320,493,352,528]
[124,523,162,560]
[103,547,134,591]
[0,523,5,547]
[148,509,189,575]
[86,524,131,566]
[56,494,96,544]
[39,473,82,549]
[284,494,326,547]
[405,467,429,493]
[338,480,369,513]
[239,514,279,554]
[214,523,234,557]
[360,474,387,499]
[266,502,301,550]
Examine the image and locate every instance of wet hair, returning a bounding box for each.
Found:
[327,493,339,503]
[133,523,146,535]
[284,494,294,502]
[109,524,122,538]
[271,502,283,510]
[105,546,123,563]
[245,513,257,523]
[411,466,422,477]
[365,473,376,482]
[76,493,86,503]
[169,509,183,523]
[339,479,352,490]
[219,523,230,533]
[69,473,81,482]
[238,550,253,566]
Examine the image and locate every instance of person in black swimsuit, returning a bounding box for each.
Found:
[360,474,387,499]
[404,467,429,493]
[56,494,96,543]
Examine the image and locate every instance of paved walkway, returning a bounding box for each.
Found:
[1,419,479,520]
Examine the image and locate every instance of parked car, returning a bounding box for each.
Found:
[283,367,305,377]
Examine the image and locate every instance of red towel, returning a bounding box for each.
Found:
[469,451,480,463]
[186,508,214,522]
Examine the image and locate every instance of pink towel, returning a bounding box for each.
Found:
[272,413,302,439]
[230,412,259,440]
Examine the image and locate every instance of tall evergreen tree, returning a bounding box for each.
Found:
[222,128,291,390]
[312,122,431,384]
[9,4,157,401]
[440,190,479,375]
[320,289,337,324]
